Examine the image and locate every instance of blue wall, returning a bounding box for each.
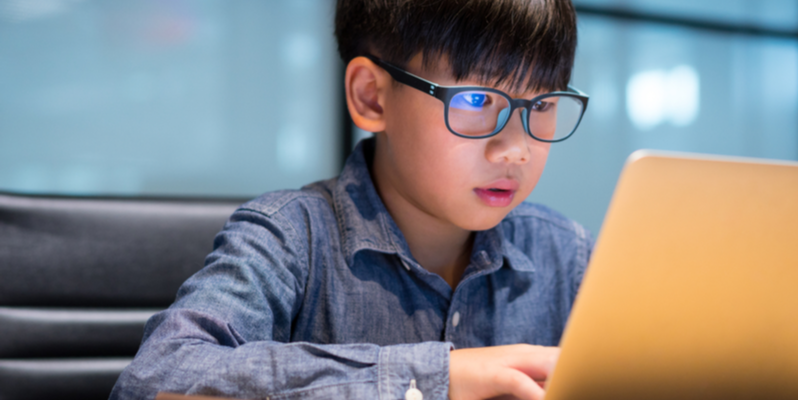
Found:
[0,0,340,197]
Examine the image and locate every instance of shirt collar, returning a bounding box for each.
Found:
[464,222,536,278]
[332,138,414,266]
[332,138,535,274]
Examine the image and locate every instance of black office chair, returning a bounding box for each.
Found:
[0,192,243,400]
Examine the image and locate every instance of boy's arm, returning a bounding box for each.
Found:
[112,309,451,399]
[110,208,451,400]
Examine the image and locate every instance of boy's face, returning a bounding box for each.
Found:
[376,53,552,232]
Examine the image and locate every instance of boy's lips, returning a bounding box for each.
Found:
[474,179,519,207]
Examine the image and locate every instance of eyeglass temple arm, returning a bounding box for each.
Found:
[363,54,441,98]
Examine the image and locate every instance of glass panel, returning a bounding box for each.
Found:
[0,0,340,197]
[447,91,510,136]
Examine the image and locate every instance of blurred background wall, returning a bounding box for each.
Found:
[0,0,797,236]
[0,0,341,197]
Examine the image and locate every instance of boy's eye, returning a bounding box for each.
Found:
[532,100,554,112]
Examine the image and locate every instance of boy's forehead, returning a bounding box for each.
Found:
[408,52,550,98]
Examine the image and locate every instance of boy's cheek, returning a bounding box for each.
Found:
[526,143,551,184]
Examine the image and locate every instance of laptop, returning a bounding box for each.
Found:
[545,150,798,400]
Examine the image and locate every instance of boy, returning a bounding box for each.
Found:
[111,0,592,399]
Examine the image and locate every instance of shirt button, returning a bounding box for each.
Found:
[452,311,460,327]
[405,379,423,400]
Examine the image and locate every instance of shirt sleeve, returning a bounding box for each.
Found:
[109,207,452,400]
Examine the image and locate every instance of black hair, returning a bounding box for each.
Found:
[335,0,578,93]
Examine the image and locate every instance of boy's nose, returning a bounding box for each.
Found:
[486,108,531,165]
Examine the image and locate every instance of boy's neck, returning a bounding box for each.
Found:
[369,136,474,290]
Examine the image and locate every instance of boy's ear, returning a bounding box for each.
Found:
[345,56,390,133]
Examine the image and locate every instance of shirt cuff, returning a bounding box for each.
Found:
[378,341,452,400]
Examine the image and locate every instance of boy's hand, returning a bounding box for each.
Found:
[448,344,559,400]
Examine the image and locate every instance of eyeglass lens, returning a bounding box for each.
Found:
[447,91,584,141]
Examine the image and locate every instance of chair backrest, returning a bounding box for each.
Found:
[0,192,243,400]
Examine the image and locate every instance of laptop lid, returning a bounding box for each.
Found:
[545,150,798,400]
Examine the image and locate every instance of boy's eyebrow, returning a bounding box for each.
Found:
[466,68,554,95]
[454,73,556,97]
[410,52,557,95]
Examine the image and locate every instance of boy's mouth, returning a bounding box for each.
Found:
[474,180,519,207]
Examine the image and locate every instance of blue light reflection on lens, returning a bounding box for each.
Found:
[450,92,488,110]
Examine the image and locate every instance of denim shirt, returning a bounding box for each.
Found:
[111,139,594,400]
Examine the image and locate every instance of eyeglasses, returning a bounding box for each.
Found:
[365,54,589,142]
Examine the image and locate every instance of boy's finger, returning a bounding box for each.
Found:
[494,369,547,400]
[506,346,560,380]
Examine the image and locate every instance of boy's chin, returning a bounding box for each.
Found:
[456,210,512,232]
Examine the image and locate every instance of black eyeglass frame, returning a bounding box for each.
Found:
[364,54,590,142]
